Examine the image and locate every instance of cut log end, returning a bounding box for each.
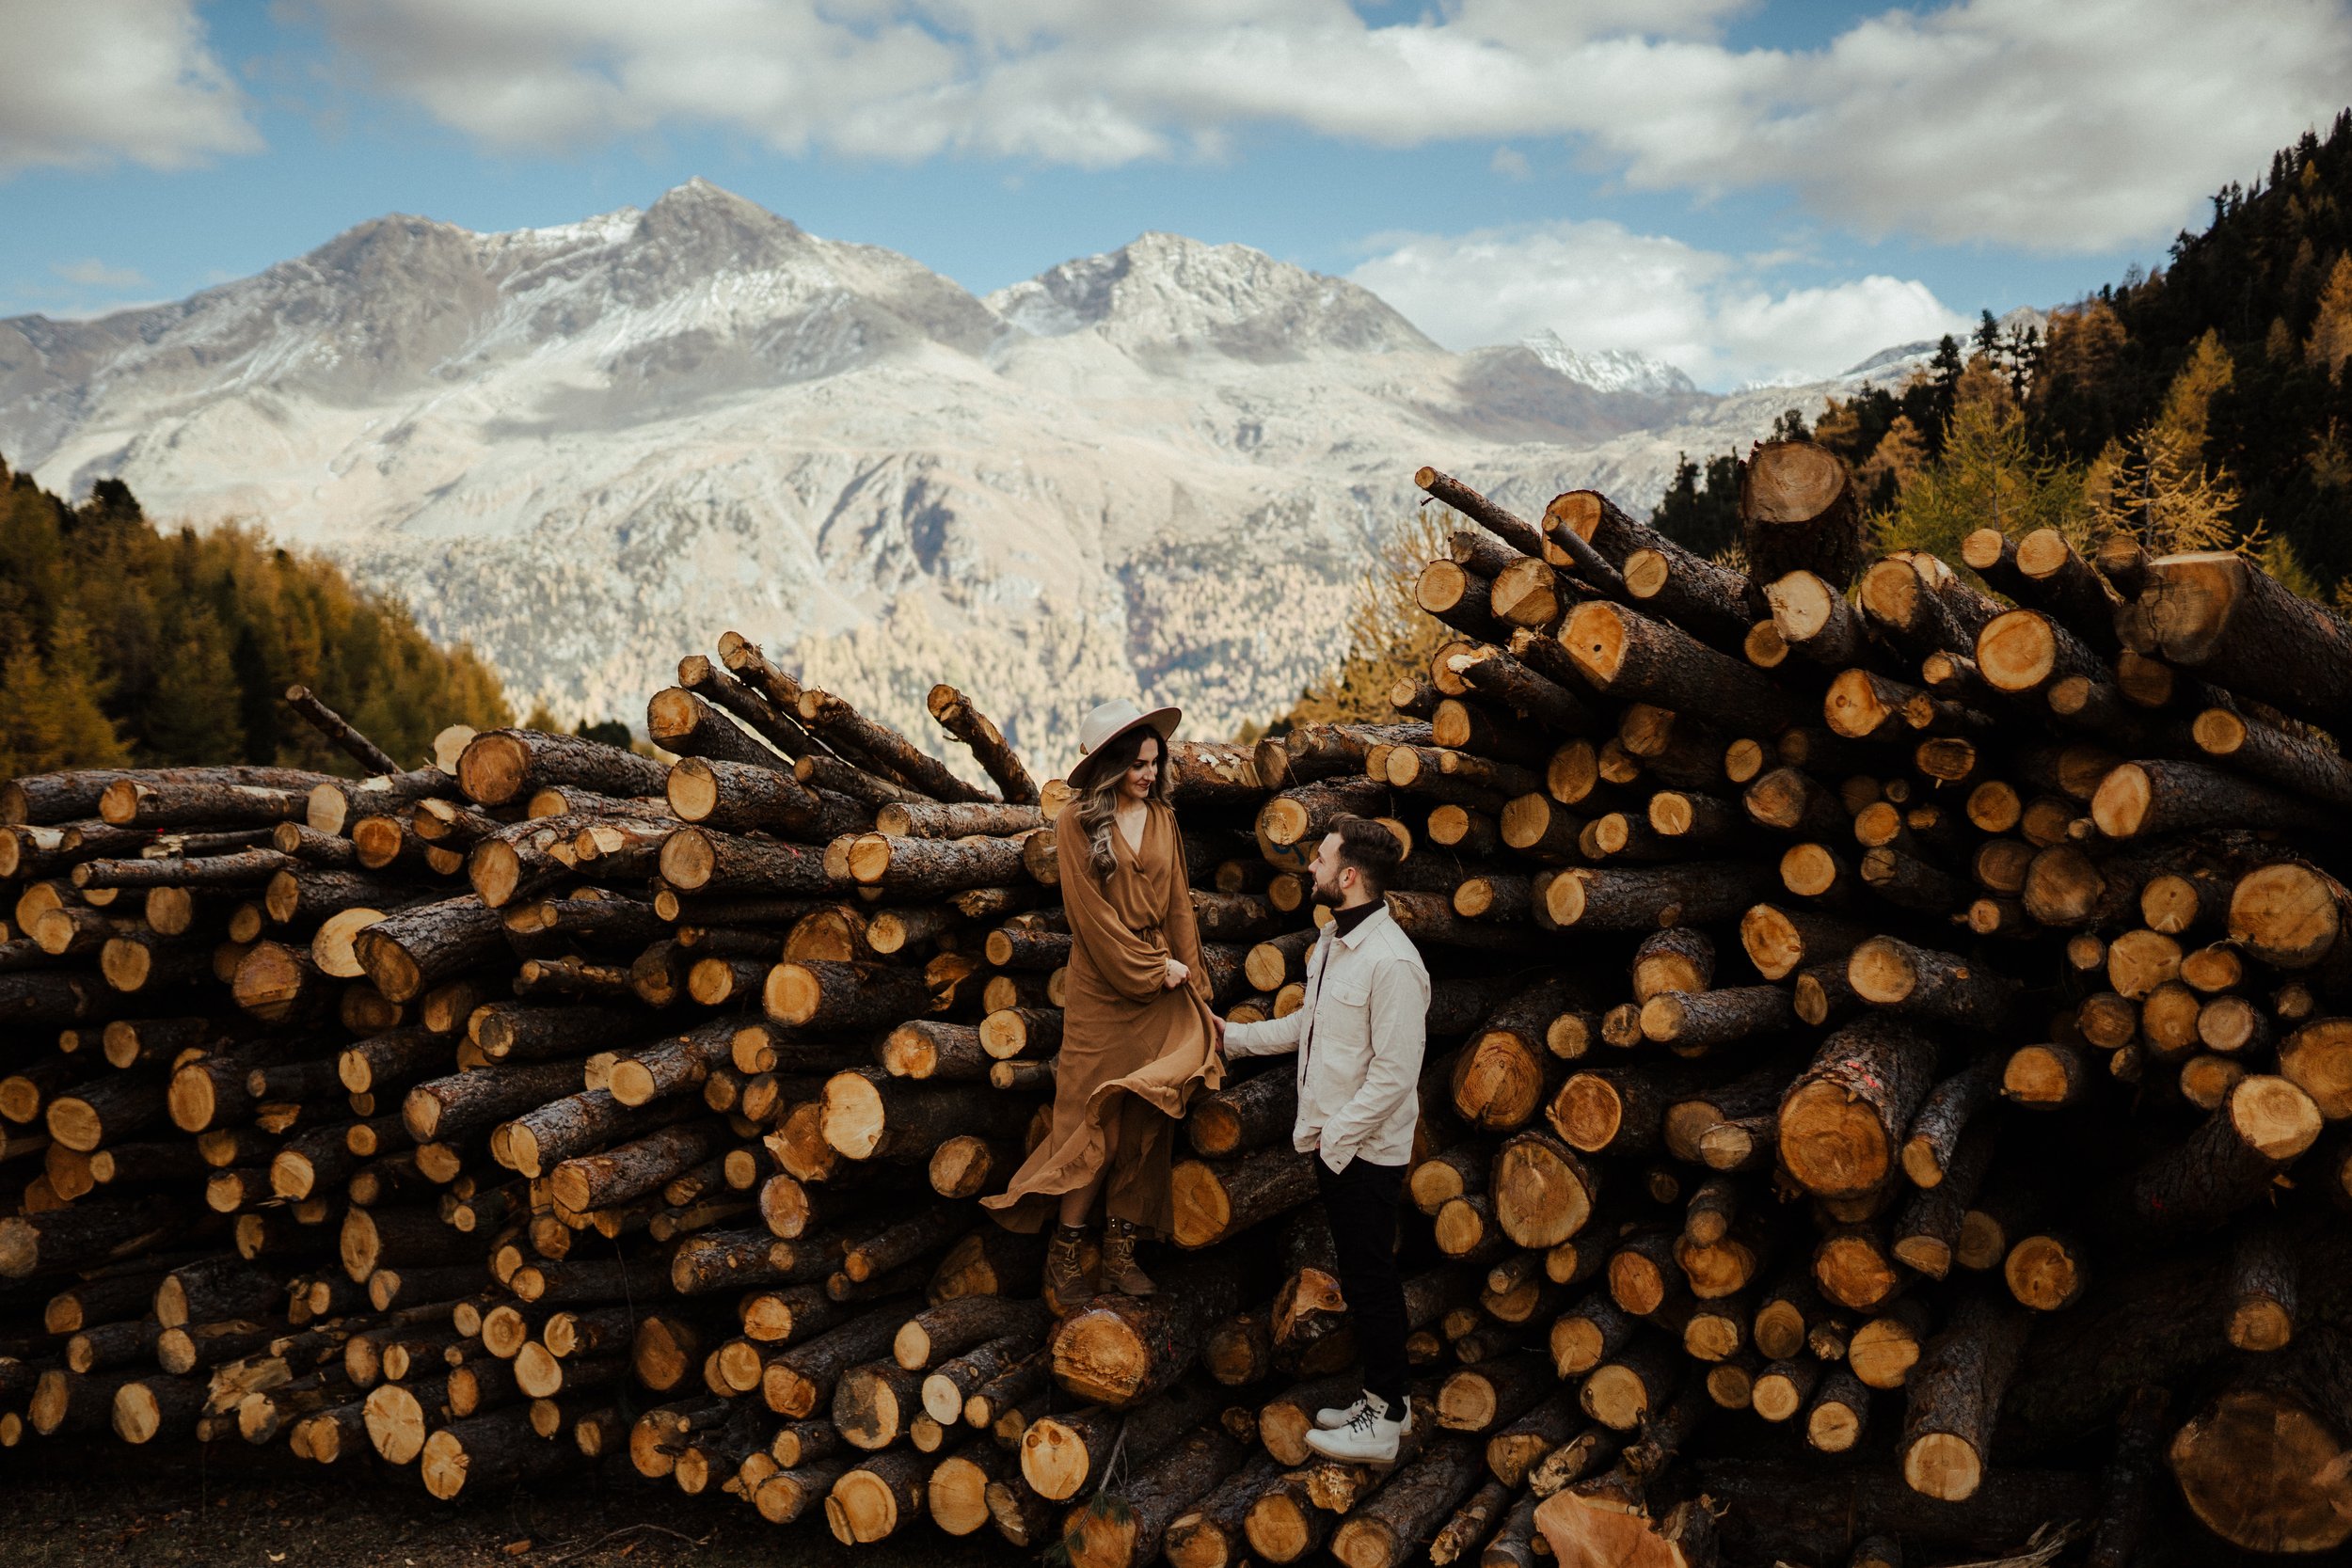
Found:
[2169,1389,2352,1554]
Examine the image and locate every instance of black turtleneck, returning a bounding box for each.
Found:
[1329,900,1378,939]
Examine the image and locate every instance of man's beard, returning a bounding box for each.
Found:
[1309,873,1344,908]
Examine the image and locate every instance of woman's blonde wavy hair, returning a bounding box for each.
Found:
[1075,726,1171,880]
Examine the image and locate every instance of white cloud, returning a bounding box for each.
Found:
[1489,146,1530,181]
[1348,219,1969,389]
[0,0,260,176]
[51,259,150,289]
[300,0,2352,251]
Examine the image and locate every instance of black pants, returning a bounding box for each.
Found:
[1316,1155,1409,1411]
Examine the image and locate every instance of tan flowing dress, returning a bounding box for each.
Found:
[981,800,1222,1235]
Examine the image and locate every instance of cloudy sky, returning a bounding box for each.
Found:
[4,0,2349,388]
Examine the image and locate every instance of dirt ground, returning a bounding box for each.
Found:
[0,1445,1025,1568]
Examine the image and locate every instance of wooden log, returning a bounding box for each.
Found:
[1778,1018,1937,1201]
[2105,1074,2321,1238]
[456,728,665,807]
[1766,570,1867,665]
[645,685,784,770]
[1542,863,1773,931]
[1560,601,1796,729]
[1330,1434,1488,1568]
[1739,903,1866,983]
[1847,937,2019,1029]
[1186,1067,1298,1159]
[1064,1423,1246,1568]
[1639,986,1792,1052]
[2091,758,2329,840]
[1021,1381,1223,1503]
[2131,548,2352,730]
[2190,704,2352,812]
[658,826,838,895]
[1741,441,1862,584]
[2166,1324,2352,1555]
[821,1069,1030,1163]
[1899,1292,2029,1501]
[1858,551,2002,658]
[1046,1253,1248,1406]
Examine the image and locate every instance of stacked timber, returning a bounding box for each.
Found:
[0,449,2348,1566]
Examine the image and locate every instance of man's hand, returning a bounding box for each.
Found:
[1163,958,1191,990]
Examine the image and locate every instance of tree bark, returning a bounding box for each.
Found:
[1779,1017,1938,1201]
[1561,601,1798,728]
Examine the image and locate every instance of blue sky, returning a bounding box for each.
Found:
[5,1,2350,388]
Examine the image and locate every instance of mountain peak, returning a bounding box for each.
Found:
[1520,331,1696,397]
[987,233,1434,361]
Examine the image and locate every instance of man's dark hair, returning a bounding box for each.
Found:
[1328,815,1403,895]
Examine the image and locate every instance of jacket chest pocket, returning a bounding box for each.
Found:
[1310,972,1375,1061]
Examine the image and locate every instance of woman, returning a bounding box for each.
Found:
[981,698,1223,1310]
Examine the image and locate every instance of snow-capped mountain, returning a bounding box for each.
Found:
[0,180,1950,770]
[1519,332,1697,398]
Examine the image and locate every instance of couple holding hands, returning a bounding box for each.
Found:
[980,699,1430,1465]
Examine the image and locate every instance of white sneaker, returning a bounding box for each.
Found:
[1305,1396,1408,1465]
[1315,1393,1416,1434]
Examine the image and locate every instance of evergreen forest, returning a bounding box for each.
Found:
[0,455,513,777]
[1653,110,2352,602]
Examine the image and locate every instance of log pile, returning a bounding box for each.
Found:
[2,449,2350,1564]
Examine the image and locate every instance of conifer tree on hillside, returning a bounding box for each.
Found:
[0,454,512,776]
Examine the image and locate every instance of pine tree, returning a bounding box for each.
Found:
[1878,358,2090,566]
[1285,508,1454,728]
[2305,253,2352,381]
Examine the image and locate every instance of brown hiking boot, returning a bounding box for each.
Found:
[1100,1217,1156,1295]
[1043,1224,1097,1314]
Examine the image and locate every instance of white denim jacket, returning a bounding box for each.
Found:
[1221,902,1430,1172]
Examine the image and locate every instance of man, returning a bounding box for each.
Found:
[1216,815,1429,1463]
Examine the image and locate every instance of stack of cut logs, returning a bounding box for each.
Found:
[3,446,2350,1566]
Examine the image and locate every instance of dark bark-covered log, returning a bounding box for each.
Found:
[1858,551,2003,659]
[1186,1065,1298,1158]
[646,685,785,770]
[820,1069,1032,1162]
[663,755,845,836]
[456,728,665,807]
[1766,569,1867,665]
[1543,863,1773,931]
[1170,1148,1317,1249]
[657,826,839,896]
[768,960,939,1033]
[1639,986,1793,1052]
[350,894,503,1003]
[797,688,994,802]
[1064,1423,1246,1568]
[1727,912,1850,1000]
[2166,1324,2352,1554]
[2131,548,2352,730]
[2190,703,2352,812]
[1899,1292,2029,1501]
[1047,1253,1248,1407]
[1778,1017,1937,1201]
[2092,757,2330,841]
[0,1193,176,1278]
[402,1060,580,1142]
[1742,442,1863,585]
[1331,1434,1489,1568]
[1561,600,1797,729]
[2104,1073,2321,1238]
[1847,937,2020,1029]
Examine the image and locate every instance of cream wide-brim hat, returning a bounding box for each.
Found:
[1066,698,1183,792]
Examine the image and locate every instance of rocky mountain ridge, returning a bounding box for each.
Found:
[0,179,1952,769]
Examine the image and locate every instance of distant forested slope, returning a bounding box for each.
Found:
[0,455,511,775]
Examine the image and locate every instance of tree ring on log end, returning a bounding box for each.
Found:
[2169,1389,2352,1554]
